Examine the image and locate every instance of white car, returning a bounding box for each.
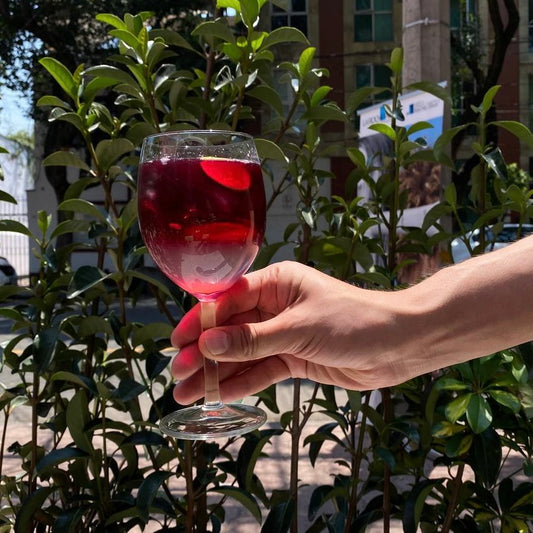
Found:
[0,257,17,285]
[450,224,533,264]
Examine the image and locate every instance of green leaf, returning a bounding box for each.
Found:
[261,500,294,532]
[466,394,492,434]
[36,95,72,109]
[51,371,97,393]
[403,480,442,533]
[445,393,472,423]
[298,47,315,78]
[150,29,196,51]
[346,389,361,413]
[43,150,91,172]
[34,328,59,372]
[77,316,113,338]
[137,471,173,523]
[0,285,26,301]
[253,384,279,413]
[117,377,147,402]
[247,85,283,115]
[37,448,88,474]
[469,428,501,486]
[217,0,241,10]
[109,28,142,51]
[50,219,91,239]
[95,13,128,30]
[48,108,86,131]
[39,57,77,101]
[66,390,93,453]
[436,378,469,391]
[0,190,17,204]
[303,103,347,123]
[131,323,173,347]
[387,47,403,75]
[434,124,469,162]
[445,433,473,457]
[444,182,457,208]
[0,219,33,237]
[487,390,521,413]
[480,85,501,115]
[58,198,106,222]
[254,138,288,162]
[15,487,56,533]
[68,265,111,298]
[432,420,464,438]
[492,120,533,148]
[192,20,235,44]
[95,138,134,171]
[261,27,308,49]
[212,486,262,523]
[239,0,260,30]
[406,121,435,137]
[369,122,396,140]
[347,86,390,113]
[64,176,99,200]
[83,65,138,88]
[405,81,451,105]
[237,429,281,489]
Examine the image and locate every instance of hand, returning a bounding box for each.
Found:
[170,261,414,404]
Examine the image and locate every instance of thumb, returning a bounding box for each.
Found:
[199,316,296,362]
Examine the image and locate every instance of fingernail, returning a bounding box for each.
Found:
[204,330,229,355]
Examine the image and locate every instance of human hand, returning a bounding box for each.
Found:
[170,261,415,404]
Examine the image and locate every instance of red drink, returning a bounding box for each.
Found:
[138,157,266,300]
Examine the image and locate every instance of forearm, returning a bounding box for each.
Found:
[399,235,533,373]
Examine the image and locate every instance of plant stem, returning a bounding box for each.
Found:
[442,463,465,533]
[289,379,301,533]
[381,388,392,533]
[345,393,371,532]
[200,8,221,129]
[184,441,195,533]
[0,408,8,480]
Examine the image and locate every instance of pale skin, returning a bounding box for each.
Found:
[171,235,533,404]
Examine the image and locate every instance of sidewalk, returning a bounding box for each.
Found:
[2,376,527,532]
[0,299,526,532]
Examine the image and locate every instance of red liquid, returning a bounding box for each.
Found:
[138,157,266,300]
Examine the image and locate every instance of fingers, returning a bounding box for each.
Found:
[173,356,293,404]
[170,277,262,349]
[199,308,308,362]
[218,357,292,401]
[171,302,202,349]
[171,343,203,380]
[171,262,307,349]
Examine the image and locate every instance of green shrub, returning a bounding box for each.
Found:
[0,2,532,532]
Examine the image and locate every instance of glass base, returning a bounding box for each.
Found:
[159,403,267,440]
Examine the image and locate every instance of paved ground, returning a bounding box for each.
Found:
[0,297,526,532]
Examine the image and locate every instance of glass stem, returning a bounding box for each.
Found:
[200,300,223,409]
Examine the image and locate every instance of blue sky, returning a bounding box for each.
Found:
[0,88,33,135]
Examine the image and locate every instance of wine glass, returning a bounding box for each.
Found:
[137,130,267,440]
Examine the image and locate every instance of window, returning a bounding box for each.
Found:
[355,64,392,97]
[450,0,476,32]
[354,0,393,42]
[272,0,307,36]
[354,64,392,128]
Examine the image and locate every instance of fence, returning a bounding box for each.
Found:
[0,195,29,283]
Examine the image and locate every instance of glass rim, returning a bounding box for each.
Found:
[142,129,254,142]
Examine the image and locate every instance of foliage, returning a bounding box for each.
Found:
[0,1,532,532]
[0,0,212,95]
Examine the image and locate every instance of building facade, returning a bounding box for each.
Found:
[270,0,530,175]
